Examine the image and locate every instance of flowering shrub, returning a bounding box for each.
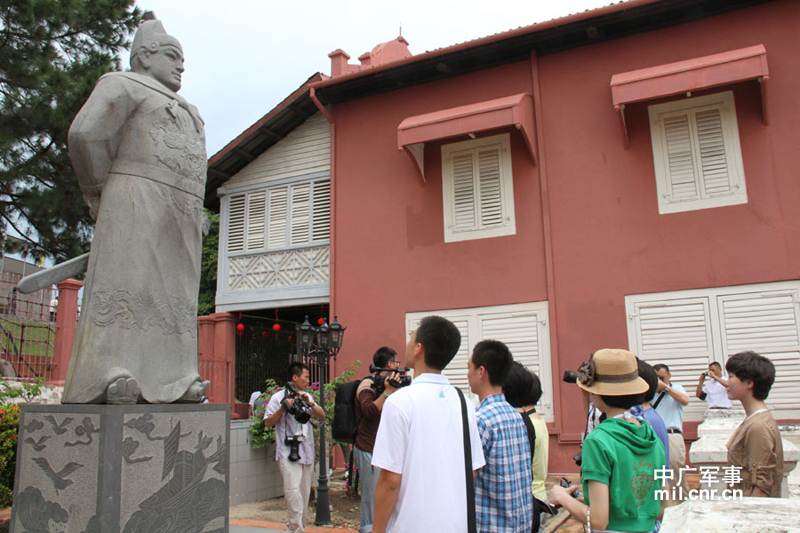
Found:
[0,404,20,507]
[248,361,361,452]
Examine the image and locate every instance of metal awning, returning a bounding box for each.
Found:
[397,93,536,181]
[610,44,769,148]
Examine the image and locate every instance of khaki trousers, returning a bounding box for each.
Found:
[278,459,314,533]
[668,432,688,501]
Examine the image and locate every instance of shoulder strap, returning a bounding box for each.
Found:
[652,390,667,409]
[456,387,477,533]
[521,412,536,466]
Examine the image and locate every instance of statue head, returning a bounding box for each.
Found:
[130,14,185,92]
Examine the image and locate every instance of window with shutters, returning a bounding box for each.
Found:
[626,281,800,420]
[648,91,747,214]
[405,301,553,421]
[225,177,331,253]
[441,134,516,243]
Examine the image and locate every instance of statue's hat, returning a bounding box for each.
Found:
[131,12,182,64]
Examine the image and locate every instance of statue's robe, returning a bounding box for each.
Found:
[65,71,206,403]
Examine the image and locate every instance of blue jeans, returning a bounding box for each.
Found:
[354,445,380,533]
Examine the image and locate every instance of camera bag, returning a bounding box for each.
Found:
[332,379,361,444]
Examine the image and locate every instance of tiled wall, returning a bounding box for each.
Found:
[229,419,283,505]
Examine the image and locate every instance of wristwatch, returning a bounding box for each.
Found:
[383,391,392,398]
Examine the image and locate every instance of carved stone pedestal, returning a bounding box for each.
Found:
[11,404,229,533]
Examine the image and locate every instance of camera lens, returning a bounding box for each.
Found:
[563,370,578,384]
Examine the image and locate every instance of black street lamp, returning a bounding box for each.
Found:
[295,314,346,526]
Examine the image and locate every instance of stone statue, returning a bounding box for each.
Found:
[64,15,209,404]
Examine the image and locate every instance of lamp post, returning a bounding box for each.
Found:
[296,314,346,526]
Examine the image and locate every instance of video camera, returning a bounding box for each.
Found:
[369,364,412,395]
[280,382,313,424]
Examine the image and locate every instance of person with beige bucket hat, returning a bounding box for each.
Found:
[549,349,666,532]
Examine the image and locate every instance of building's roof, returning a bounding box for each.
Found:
[311,0,772,105]
[204,73,325,210]
[205,0,771,210]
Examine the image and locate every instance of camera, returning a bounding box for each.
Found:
[369,364,412,394]
[284,435,305,462]
[563,370,579,384]
[281,382,313,424]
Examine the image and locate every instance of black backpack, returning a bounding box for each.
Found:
[332,379,362,444]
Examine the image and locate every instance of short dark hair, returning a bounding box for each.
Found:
[373,346,397,368]
[726,351,775,401]
[503,361,543,408]
[709,362,722,370]
[415,316,461,371]
[652,363,670,374]
[288,362,309,380]
[638,358,659,403]
[472,340,513,387]
[601,391,646,409]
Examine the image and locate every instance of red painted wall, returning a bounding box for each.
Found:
[329,0,800,471]
[332,60,548,368]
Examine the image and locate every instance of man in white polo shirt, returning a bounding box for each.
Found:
[372,316,485,533]
[695,362,732,409]
[653,363,690,500]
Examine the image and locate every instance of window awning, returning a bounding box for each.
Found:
[397,93,536,181]
[610,44,769,148]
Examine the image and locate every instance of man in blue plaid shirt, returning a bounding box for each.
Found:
[468,340,533,533]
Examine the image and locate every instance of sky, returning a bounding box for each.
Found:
[132,0,615,156]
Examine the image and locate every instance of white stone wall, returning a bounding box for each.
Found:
[229,418,283,505]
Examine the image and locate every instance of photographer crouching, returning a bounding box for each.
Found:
[264,362,326,533]
[354,347,410,533]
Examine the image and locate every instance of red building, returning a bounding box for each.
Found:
[209,0,800,471]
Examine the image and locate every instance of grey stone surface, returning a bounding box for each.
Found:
[660,498,800,532]
[228,419,282,506]
[63,16,208,404]
[11,403,229,533]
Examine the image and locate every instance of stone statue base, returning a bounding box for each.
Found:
[11,404,229,533]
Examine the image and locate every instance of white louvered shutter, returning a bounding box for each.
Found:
[452,152,477,231]
[227,194,245,252]
[312,180,331,242]
[663,113,699,201]
[441,318,472,392]
[717,289,800,418]
[267,187,288,249]
[478,308,553,418]
[290,184,311,245]
[246,191,266,250]
[696,107,731,197]
[629,297,715,418]
[478,147,503,227]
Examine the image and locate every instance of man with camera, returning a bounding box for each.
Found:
[372,316,485,533]
[695,362,732,409]
[263,362,326,533]
[652,363,690,500]
[353,346,403,533]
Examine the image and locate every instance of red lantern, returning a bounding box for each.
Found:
[262,331,269,338]
[236,323,244,336]
[317,317,325,326]
[288,335,295,343]
[272,323,281,332]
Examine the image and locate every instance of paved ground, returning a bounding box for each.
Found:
[230,520,355,532]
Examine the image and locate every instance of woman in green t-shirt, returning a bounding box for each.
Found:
[550,349,667,532]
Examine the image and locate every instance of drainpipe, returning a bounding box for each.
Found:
[529,51,571,442]
[309,86,337,379]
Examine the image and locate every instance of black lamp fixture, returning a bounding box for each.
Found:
[294,314,346,526]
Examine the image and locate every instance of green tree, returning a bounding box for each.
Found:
[0,0,141,262]
[198,210,218,316]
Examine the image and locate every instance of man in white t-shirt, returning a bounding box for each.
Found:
[695,362,732,409]
[372,316,485,533]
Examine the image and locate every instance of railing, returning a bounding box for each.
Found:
[0,299,56,381]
